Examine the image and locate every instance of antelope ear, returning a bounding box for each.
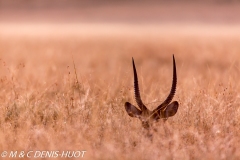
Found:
[162,101,179,118]
[125,102,142,118]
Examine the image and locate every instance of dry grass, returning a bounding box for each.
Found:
[0,24,240,159]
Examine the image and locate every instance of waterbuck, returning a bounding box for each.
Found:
[125,55,179,129]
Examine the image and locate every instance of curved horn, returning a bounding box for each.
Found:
[153,55,177,113]
[132,58,148,112]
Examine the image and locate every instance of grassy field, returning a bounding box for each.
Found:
[0,24,240,159]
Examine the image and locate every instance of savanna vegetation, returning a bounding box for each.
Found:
[0,24,240,159]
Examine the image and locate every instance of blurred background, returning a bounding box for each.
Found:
[1,0,240,24]
[0,0,240,80]
[1,0,240,76]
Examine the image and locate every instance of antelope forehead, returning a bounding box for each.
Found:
[140,114,159,123]
[139,116,147,122]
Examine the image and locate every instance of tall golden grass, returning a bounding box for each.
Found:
[0,24,240,159]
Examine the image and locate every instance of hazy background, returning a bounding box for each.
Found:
[1,0,240,24]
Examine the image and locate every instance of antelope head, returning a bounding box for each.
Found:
[125,55,179,129]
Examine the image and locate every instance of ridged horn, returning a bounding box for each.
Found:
[132,58,148,112]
